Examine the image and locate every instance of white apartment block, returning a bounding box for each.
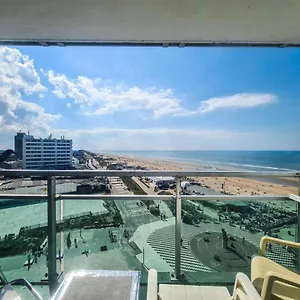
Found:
[23,135,73,169]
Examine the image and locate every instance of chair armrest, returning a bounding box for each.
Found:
[234,288,258,300]
[259,236,300,256]
[147,269,158,300]
[261,271,300,300]
[233,273,261,300]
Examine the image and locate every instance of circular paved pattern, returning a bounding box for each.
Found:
[190,231,258,272]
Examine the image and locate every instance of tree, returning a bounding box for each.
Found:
[66,232,71,249]
[182,215,193,225]
[113,212,123,224]
[150,206,160,217]
[0,149,16,162]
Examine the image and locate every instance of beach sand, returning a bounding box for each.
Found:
[107,154,298,197]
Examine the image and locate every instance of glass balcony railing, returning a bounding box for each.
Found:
[0,169,299,298]
[183,197,298,283]
[0,175,48,285]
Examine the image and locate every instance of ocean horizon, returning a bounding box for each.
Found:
[96,150,300,172]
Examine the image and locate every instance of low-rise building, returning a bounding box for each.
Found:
[148,176,176,186]
[72,156,80,167]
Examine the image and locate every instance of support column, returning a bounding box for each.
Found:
[297,177,300,272]
[47,176,57,295]
[175,177,182,279]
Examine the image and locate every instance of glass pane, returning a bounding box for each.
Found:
[59,177,175,281]
[141,200,175,273]
[182,192,298,285]
[263,197,298,271]
[0,175,48,283]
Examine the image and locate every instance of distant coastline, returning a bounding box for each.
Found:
[97,151,300,194]
[96,150,300,172]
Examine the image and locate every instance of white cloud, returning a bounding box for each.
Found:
[45,70,276,118]
[198,93,276,113]
[0,47,60,145]
[176,93,276,116]
[66,103,71,108]
[45,70,184,117]
[46,70,89,104]
[0,47,46,94]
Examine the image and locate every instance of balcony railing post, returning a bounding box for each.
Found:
[297,177,300,272]
[47,176,57,295]
[175,177,182,279]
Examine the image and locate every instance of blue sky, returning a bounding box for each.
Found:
[0,46,299,150]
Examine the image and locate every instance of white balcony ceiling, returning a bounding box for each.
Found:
[0,0,300,46]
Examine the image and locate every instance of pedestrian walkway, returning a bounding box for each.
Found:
[109,177,133,195]
[148,225,213,273]
[130,218,175,272]
[154,200,174,218]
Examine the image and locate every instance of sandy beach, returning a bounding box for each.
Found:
[108,154,298,197]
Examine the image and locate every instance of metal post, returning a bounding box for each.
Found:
[175,177,182,279]
[297,177,300,272]
[47,176,57,295]
[59,196,64,274]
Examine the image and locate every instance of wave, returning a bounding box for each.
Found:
[158,157,294,171]
[147,156,295,172]
[226,163,292,171]
[109,151,297,172]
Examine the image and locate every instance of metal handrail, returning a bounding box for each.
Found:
[0,169,299,177]
[10,278,43,300]
[0,193,298,202]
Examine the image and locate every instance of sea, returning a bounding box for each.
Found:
[103,150,300,172]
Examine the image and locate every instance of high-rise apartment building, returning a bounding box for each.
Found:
[14,132,25,159]
[23,135,73,169]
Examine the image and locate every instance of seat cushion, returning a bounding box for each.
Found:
[251,256,300,300]
[159,284,231,300]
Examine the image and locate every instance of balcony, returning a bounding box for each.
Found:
[0,169,299,299]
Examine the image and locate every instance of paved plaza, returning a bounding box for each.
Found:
[190,232,257,272]
[132,220,296,273]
